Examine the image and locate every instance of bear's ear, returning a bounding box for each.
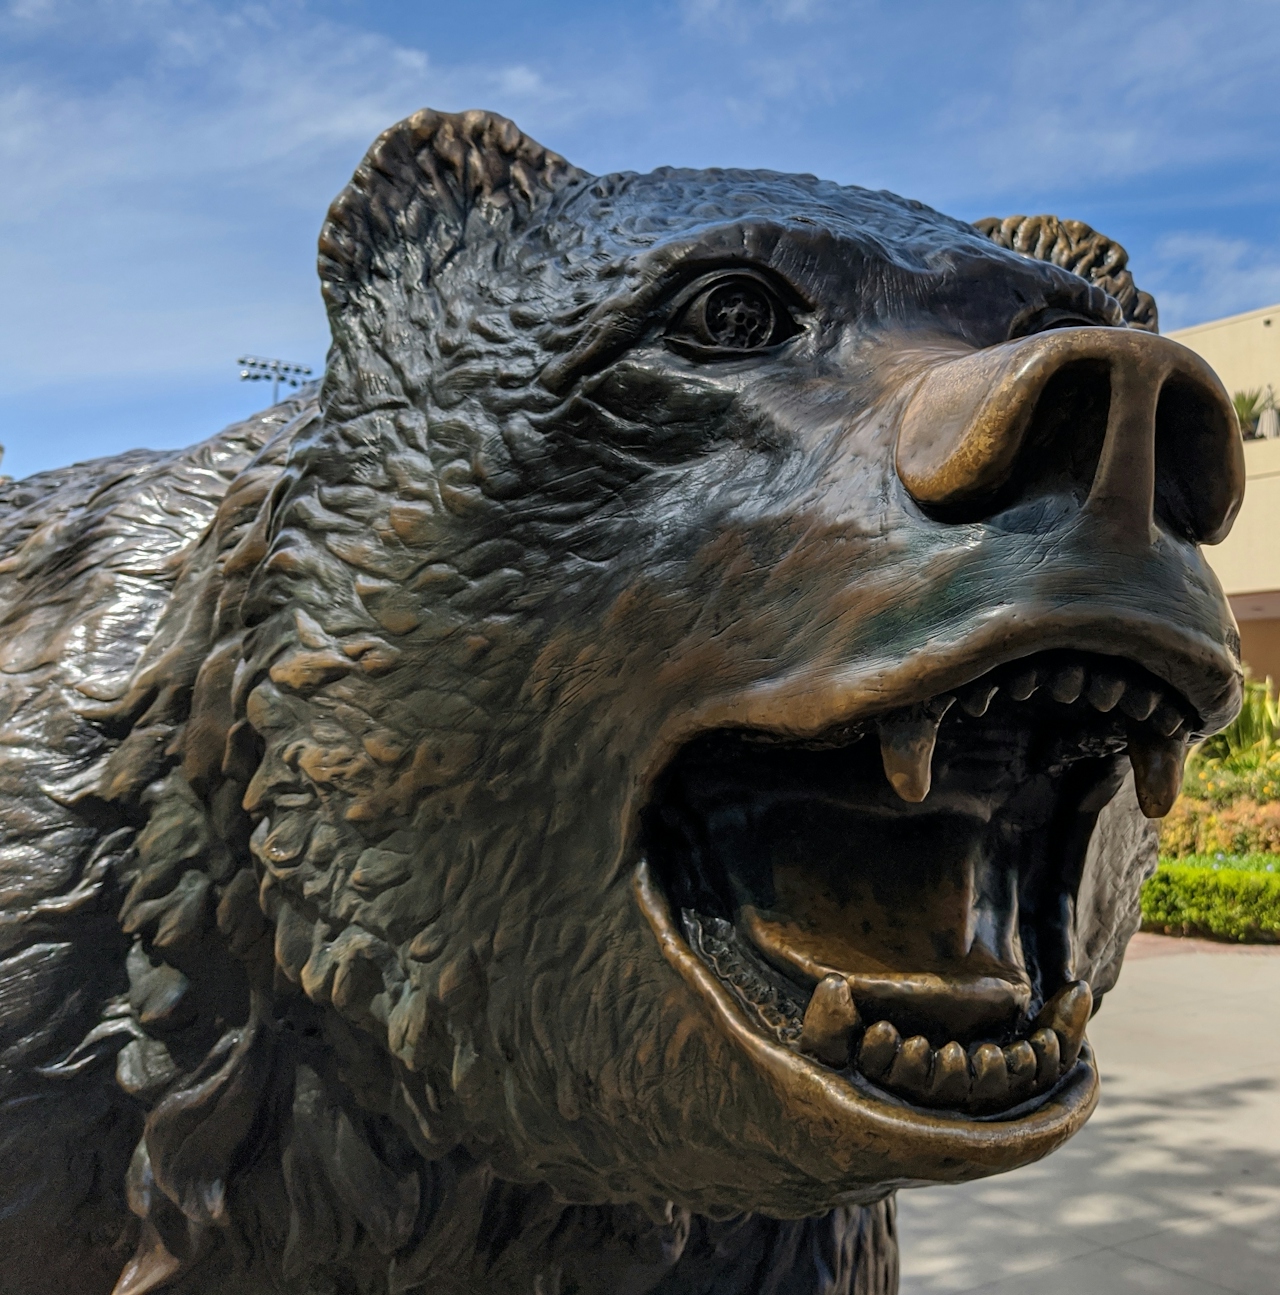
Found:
[318,108,588,310]
[974,215,1158,333]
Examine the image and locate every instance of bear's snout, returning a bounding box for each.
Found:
[895,325,1244,546]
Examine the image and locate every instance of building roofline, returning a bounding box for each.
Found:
[1168,301,1280,338]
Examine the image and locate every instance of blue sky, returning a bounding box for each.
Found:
[3,0,1280,479]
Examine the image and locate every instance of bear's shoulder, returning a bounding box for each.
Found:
[0,392,313,1293]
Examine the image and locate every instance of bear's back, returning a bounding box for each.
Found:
[0,395,308,1294]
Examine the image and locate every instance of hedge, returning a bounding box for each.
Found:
[1144,679,1280,942]
[1141,857,1280,943]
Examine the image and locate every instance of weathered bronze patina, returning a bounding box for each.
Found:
[0,111,1244,1294]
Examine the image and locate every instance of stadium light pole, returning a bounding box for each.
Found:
[238,356,313,404]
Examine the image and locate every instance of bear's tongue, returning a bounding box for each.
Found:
[723,751,1037,1042]
[738,891,1030,1042]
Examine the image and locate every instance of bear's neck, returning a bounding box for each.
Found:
[396,1156,898,1294]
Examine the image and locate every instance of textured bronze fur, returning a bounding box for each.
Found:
[0,109,1244,1293]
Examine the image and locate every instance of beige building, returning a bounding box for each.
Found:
[1169,305,1280,682]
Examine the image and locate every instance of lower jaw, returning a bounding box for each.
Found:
[634,859,1099,1198]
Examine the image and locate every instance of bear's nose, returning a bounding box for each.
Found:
[895,327,1245,545]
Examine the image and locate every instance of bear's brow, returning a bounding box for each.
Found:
[539,211,1100,394]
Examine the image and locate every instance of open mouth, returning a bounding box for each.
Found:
[641,650,1195,1121]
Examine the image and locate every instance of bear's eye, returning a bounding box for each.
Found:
[1008,304,1117,339]
[666,275,799,358]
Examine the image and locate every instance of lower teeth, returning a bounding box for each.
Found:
[685,911,1088,1114]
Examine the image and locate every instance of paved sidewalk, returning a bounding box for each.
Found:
[897,934,1280,1295]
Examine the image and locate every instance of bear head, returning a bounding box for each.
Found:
[121,109,1245,1232]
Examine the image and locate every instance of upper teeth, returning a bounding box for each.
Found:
[876,658,1191,819]
[875,698,953,803]
[1085,673,1126,712]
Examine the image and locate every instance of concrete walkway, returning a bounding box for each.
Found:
[897,934,1280,1295]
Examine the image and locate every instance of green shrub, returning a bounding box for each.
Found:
[1159,797,1280,856]
[1148,680,1280,941]
[1196,674,1279,760]
[1233,388,1268,437]
[1177,676,1280,807]
[1159,852,1280,873]
[1141,860,1280,943]
[1179,754,1280,808]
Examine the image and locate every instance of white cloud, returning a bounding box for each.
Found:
[0,0,574,390]
[678,0,836,43]
[1147,234,1280,332]
[880,0,1280,204]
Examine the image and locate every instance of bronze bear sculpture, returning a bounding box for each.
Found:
[0,109,1244,1294]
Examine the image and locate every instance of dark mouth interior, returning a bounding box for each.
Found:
[642,650,1196,1117]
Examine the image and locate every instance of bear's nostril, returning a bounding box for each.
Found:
[1155,374,1243,545]
[894,332,1119,521]
[970,359,1111,523]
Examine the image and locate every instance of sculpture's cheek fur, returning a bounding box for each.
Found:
[216,406,857,1213]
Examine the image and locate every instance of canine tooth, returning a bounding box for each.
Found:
[857,1020,901,1080]
[1004,1039,1038,1102]
[1048,665,1085,704]
[888,1035,934,1097]
[1085,672,1126,712]
[969,1042,1009,1105]
[1150,700,1186,738]
[1034,981,1092,1070]
[928,1041,971,1106]
[958,683,999,717]
[1029,1027,1061,1087]
[1006,668,1039,701]
[1127,733,1185,818]
[1118,684,1159,722]
[877,707,941,803]
[799,974,861,1068]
